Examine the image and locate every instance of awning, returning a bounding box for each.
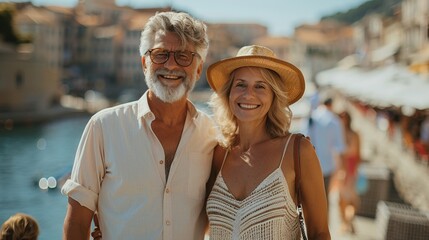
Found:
[316,64,429,110]
[371,42,400,63]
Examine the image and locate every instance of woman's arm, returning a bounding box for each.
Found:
[299,137,331,240]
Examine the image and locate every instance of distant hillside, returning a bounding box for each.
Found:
[321,0,402,24]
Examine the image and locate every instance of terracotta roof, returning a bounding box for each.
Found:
[294,21,353,45]
[295,30,331,45]
[44,5,73,15]
[123,12,155,31]
[253,36,292,46]
[15,6,58,26]
[76,14,104,27]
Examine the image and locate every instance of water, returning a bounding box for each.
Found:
[0,116,90,240]
[0,102,210,239]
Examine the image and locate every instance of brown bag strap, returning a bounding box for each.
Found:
[294,134,303,205]
[294,133,309,240]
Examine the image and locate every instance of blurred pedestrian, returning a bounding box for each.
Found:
[1,213,39,240]
[306,96,346,208]
[420,116,429,153]
[338,111,361,234]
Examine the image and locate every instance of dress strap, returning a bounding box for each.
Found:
[279,133,294,167]
[219,149,229,175]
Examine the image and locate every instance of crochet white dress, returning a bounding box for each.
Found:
[206,134,301,240]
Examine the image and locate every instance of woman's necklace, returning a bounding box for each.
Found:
[239,147,252,166]
[235,137,274,166]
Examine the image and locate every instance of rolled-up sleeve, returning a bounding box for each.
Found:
[61,117,105,211]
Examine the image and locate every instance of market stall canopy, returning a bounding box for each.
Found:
[316,64,429,110]
[371,42,400,63]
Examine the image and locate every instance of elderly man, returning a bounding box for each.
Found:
[62,11,217,240]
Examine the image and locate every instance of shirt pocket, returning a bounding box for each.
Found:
[187,151,212,200]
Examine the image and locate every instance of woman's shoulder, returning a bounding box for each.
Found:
[292,133,313,148]
[294,134,318,162]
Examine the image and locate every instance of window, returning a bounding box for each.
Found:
[15,71,24,88]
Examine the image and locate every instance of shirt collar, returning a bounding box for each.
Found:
[137,90,199,121]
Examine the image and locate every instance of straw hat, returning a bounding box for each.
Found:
[207,45,305,105]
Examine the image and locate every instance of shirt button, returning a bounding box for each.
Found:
[159,160,164,164]
[165,188,170,193]
[166,220,170,225]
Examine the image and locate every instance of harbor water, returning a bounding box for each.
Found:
[0,100,211,240]
[0,115,90,240]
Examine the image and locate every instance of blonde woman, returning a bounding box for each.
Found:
[206,45,330,240]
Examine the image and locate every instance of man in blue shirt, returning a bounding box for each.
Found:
[306,96,345,208]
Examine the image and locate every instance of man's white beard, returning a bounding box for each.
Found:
[145,68,196,103]
[150,79,187,103]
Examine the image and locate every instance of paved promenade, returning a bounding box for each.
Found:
[329,188,378,240]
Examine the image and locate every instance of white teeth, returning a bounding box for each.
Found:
[239,103,258,109]
[162,75,180,79]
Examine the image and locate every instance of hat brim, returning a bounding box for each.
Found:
[207,55,305,105]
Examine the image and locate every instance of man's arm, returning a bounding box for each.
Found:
[63,197,94,240]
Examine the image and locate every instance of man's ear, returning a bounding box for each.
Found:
[195,61,204,81]
[141,56,147,72]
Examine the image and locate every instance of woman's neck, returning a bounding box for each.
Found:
[236,123,271,151]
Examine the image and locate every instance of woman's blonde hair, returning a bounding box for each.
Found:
[210,66,292,148]
[1,213,39,240]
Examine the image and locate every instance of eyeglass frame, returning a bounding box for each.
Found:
[145,48,201,67]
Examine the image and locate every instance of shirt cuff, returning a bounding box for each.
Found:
[61,179,98,211]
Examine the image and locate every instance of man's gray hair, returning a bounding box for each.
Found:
[139,11,209,61]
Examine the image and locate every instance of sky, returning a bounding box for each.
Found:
[11,0,369,36]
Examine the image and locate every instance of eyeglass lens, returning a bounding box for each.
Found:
[148,48,196,67]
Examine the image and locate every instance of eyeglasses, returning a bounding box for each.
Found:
[145,48,200,67]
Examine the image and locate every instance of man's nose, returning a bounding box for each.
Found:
[163,53,179,69]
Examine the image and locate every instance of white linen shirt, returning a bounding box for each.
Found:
[61,91,217,240]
